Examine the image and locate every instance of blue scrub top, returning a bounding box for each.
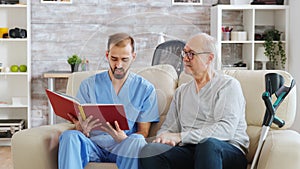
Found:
[76,71,159,136]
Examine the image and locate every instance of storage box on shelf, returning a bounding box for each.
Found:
[0,1,30,145]
[0,119,25,140]
[211,5,289,70]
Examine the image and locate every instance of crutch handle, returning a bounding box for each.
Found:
[273,116,285,128]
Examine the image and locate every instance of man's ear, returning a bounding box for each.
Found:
[105,51,109,60]
[208,53,214,64]
[132,52,137,61]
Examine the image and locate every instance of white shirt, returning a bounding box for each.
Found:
[157,72,249,153]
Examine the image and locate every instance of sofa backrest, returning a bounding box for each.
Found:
[67,66,297,131]
[66,70,104,97]
[66,64,178,138]
[66,65,297,161]
[131,65,178,137]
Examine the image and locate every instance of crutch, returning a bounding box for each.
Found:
[250,73,295,169]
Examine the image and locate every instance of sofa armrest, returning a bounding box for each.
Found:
[12,123,74,169]
[257,130,300,169]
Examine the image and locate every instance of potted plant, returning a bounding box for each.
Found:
[67,54,82,72]
[263,29,286,69]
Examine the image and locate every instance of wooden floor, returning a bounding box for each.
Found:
[0,146,13,169]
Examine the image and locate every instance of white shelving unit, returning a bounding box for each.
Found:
[210,5,289,70]
[0,1,31,145]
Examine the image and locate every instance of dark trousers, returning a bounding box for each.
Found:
[139,138,248,169]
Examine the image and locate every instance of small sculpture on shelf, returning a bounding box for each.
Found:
[81,57,89,71]
[256,47,269,70]
[67,54,82,72]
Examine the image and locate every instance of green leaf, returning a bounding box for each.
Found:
[67,54,82,65]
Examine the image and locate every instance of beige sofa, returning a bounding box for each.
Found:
[12,64,300,169]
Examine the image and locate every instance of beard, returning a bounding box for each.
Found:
[110,66,129,79]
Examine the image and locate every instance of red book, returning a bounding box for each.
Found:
[45,89,129,130]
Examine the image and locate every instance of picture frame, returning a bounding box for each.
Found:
[172,0,203,5]
[41,0,72,4]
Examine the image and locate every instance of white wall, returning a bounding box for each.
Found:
[30,1,215,121]
[289,0,300,132]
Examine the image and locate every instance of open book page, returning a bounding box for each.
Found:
[45,89,129,130]
[55,91,81,104]
[81,104,129,130]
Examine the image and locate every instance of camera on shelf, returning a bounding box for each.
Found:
[9,27,27,38]
[255,33,265,41]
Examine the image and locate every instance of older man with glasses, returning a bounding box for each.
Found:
[139,33,249,169]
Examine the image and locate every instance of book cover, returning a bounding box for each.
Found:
[45,89,129,130]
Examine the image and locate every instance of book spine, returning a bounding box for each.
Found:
[77,105,86,120]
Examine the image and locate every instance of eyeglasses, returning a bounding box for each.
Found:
[181,50,211,60]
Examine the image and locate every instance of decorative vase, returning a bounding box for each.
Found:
[70,64,79,72]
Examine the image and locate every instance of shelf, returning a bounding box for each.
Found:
[222,41,252,44]
[211,5,289,70]
[41,1,71,4]
[0,4,27,8]
[0,0,31,131]
[254,41,286,44]
[221,41,286,44]
[0,72,28,76]
[0,137,11,141]
[0,38,27,42]
[0,104,28,108]
[216,5,288,10]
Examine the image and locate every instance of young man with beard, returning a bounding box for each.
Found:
[139,33,249,169]
[58,33,159,169]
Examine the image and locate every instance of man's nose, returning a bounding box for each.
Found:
[115,60,122,68]
[182,55,190,62]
